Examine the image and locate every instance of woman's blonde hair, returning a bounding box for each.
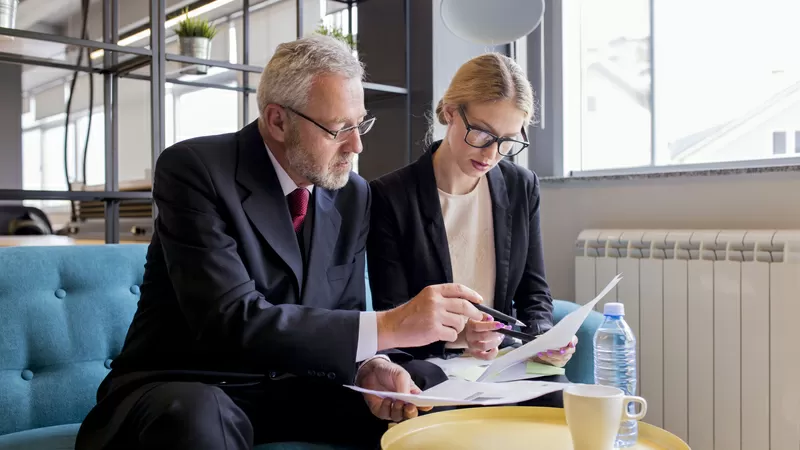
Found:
[432,53,536,140]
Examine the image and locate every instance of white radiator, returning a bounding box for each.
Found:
[575,229,800,450]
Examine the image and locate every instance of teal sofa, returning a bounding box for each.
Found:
[0,244,602,449]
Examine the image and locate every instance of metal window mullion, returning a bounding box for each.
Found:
[649,0,656,167]
[103,0,120,244]
[242,0,250,124]
[150,0,166,221]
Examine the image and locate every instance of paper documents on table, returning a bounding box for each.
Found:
[475,273,623,382]
[345,379,568,407]
[426,348,563,383]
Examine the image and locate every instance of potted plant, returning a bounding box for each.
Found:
[0,0,18,29]
[175,9,218,75]
[315,24,356,51]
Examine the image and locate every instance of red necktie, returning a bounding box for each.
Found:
[287,188,310,233]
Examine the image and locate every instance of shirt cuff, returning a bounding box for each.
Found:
[355,311,378,362]
[355,354,391,384]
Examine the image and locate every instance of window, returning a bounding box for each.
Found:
[563,0,800,174]
[323,4,358,40]
[22,129,42,192]
[175,88,239,142]
[795,131,800,153]
[76,112,106,186]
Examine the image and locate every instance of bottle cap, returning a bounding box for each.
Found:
[603,302,625,316]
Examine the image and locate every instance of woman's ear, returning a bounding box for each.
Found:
[442,104,457,125]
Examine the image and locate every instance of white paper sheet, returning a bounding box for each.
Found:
[345,379,568,407]
[476,274,623,382]
[427,355,547,382]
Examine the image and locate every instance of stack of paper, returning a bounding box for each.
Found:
[347,379,569,407]
[427,351,565,383]
[476,273,622,382]
[345,274,622,407]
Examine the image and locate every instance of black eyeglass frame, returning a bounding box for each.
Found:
[282,105,376,141]
[458,106,530,157]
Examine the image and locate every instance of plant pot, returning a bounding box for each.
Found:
[0,0,19,30]
[179,36,212,75]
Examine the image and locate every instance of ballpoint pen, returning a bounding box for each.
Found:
[494,327,536,343]
[473,302,526,328]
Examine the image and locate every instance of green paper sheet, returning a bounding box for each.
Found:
[526,361,565,377]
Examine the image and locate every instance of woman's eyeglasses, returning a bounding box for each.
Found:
[458,106,529,157]
[283,106,376,142]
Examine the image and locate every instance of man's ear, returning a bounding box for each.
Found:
[263,104,289,143]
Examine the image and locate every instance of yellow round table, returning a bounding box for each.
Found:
[382,407,689,450]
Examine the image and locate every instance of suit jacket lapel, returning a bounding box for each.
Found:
[303,187,341,306]
[415,146,453,283]
[487,165,512,313]
[235,121,304,294]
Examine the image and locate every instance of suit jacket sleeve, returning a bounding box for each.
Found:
[367,181,449,360]
[153,144,361,382]
[513,173,555,336]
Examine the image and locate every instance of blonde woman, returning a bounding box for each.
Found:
[367,53,577,407]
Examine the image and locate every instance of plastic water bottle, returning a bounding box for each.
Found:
[593,302,638,447]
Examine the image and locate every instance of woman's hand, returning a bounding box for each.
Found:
[464,313,507,360]
[533,335,578,367]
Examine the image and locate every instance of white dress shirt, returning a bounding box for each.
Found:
[264,144,381,365]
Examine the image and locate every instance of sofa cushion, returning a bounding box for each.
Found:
[0,245,146,436]
[0,423,79,450]
[0,424,357,450]
[552,299,602,384]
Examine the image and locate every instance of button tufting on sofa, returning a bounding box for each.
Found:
[0,243,602,450]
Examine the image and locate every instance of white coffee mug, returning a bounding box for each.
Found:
[563,384,647,450]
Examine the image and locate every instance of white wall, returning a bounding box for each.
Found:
[430,0,507,140]
[538,171,800,301]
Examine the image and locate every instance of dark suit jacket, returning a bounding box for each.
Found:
[366,141,555,359]
[103,120,377,400]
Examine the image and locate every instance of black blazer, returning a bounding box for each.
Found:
[367,141,554,359]
[104,121,377,398]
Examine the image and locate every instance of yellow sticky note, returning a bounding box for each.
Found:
[453,365,488,382]
[526,361,565,377]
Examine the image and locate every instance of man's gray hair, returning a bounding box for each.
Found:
[257,34,365,117]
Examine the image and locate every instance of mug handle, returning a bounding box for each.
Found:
[621,396,647,421]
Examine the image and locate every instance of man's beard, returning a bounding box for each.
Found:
[285,124,352,190]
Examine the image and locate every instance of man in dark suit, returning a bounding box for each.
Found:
[75,35,484,450]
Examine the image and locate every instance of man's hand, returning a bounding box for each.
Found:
[533,335,578,368]
[355,357,432,422]
[376,283,484,350]
[464,313,506,360]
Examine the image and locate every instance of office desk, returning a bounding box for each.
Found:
[0,236,76,247]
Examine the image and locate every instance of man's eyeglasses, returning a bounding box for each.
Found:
[283,106,376,142]
[458,106,529,157]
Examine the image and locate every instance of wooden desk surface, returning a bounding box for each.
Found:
[0,235,76,247]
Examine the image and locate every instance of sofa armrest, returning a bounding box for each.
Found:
[553,299,604,384]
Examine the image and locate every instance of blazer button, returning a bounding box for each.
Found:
[269,371,277,378]
[327,372,335,380]
[308,370,315,376]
